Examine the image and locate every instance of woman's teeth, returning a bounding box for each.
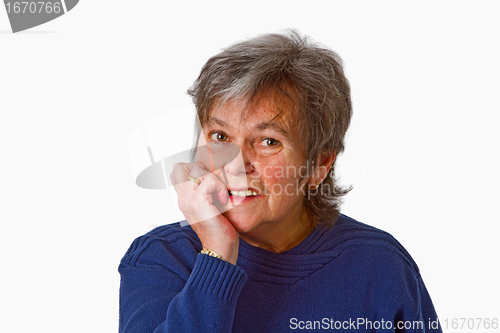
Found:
[229,190,258,197]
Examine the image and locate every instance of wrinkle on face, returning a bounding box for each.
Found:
[199,91,312,252]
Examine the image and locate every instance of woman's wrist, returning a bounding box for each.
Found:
[200,248,224,260]
[201,242,239,265]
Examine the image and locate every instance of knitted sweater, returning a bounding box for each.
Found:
[118,214,442,332]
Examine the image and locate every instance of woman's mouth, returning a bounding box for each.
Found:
[227,187,260,205]
[229,190,258,197]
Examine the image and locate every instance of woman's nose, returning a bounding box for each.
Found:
[223,145,255,176]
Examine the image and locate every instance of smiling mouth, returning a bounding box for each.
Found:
[229,190,258,197]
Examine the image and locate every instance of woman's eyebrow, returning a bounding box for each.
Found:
[207,117,290,139]
[255,121,290,139]
[207,117,228,127]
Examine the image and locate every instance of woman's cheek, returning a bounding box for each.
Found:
[263,165,289,191]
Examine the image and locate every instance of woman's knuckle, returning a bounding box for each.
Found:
[172,163,184,172]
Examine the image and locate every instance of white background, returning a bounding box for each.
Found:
[1,1,499,332]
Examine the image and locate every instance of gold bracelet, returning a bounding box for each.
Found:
[200,248,224,261]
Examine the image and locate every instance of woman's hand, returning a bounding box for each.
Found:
[170,162,239,265]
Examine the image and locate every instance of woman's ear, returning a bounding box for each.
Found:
[313,151,336,183]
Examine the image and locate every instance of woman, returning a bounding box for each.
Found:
[119,30,441,332]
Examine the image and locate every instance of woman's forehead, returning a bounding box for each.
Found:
[205,93,298,134]
[208,101,292,134]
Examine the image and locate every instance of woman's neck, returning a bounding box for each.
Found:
[239,210,314,253]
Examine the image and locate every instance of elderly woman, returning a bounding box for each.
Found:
[119,30,441,332]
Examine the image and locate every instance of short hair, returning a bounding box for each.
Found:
[188,29,353,227]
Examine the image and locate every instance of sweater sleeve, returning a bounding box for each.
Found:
[415,274,442,333]
[339,241,442,333]
[118,238,248,333]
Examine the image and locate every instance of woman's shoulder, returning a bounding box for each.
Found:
[120,222,200,272]
[319,214,421,275]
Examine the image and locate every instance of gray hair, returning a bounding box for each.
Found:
[188,29,353,227]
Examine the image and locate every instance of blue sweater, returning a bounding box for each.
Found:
[118,214,442,332]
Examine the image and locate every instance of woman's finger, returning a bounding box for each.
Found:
[172,162,227,204]
[197,173,229,205]
[170,162,207,186]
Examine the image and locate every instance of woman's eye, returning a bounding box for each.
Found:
[262,138,280,147]
[210,132,229,142]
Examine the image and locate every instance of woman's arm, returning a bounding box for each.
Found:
[119,238,247,333]
[120,154,245,332]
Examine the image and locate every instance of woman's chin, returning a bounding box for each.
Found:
[223,211,260,234]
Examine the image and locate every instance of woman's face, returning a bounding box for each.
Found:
[200,98,310,235]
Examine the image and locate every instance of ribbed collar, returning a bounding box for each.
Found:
[236,223,341,285]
